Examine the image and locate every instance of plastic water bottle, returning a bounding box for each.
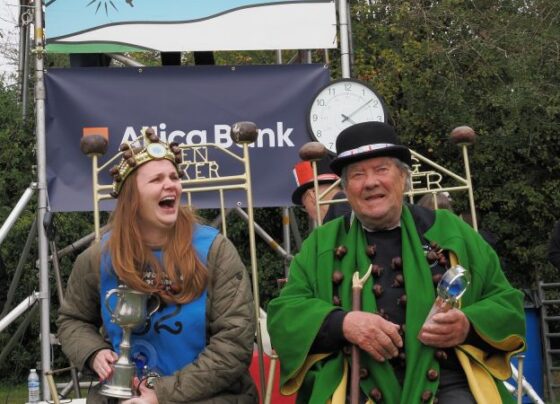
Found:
[27,369,40,403]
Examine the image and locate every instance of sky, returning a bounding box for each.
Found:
[0,0,21,82]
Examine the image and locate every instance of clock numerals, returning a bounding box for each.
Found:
[307,79,387,155]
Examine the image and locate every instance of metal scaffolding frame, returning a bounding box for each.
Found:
[0,1,353,401]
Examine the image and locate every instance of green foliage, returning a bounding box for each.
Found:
[346,0,560,286]
[2,0,560,384]
[0,81,99,382]
[198,207,289,307]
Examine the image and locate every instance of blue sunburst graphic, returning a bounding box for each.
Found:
[86,0,134,15]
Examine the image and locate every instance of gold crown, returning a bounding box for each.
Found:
[109,127,182,197]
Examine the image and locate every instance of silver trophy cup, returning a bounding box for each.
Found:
[424,264,471,326]
[101,285,160,399]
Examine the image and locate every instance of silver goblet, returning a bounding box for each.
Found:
[101,285,160,399]
[424,265,471,326]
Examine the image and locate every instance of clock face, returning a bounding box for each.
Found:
[308,79,387,154]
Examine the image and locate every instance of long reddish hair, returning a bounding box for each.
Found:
[106,169,207,304]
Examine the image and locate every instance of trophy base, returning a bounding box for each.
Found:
[99,361,136,399]
[100,384,135,399]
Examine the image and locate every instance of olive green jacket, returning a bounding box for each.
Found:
[57,233,258,403]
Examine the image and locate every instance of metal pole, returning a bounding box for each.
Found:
[288,209,303,252]
[312,161,322,226]
[0,218,37,318]
[338,0,351,78]
[0,293,38,333]
[0,184,35,247]
[510,360,545,404]
[346,1,354,74]
[106,53,145,67]
[92,155,101,241]
[33,0,52,397]
[18,3,31,118]
[49,241,65,305]
[282,207,291,277]
[233,206,293,261]
[21,19,30,119]
[462,145,478,231]
[516,354,524,404]
[52,229,98,259]
[241,143,266,399]
[0,304,39,364]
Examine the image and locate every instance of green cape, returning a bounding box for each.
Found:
[267,206,525,403]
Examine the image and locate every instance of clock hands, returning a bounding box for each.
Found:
[340,113,357,125]
[341,99,374,123]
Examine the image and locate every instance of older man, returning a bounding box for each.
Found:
[268,122,525,404]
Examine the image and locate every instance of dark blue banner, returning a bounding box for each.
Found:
[45,64,329,212]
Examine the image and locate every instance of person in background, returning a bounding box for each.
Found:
[57,129,257,403]
[268,121,525,404]
[460,210,499,251]
[292,156,351,224]
[416,191,453,211]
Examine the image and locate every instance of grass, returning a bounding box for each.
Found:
[0,384,27,404]
[0,383,89,404]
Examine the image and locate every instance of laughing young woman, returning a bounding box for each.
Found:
[57,130,257,403]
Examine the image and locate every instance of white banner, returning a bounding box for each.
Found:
[45,0,337,53]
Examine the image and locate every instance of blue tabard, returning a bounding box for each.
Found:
[100,224,219,377]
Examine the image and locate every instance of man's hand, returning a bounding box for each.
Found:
[90,349,118,382]
[122,377,159,404]
[342,311,402,362]
[418,308,470,348]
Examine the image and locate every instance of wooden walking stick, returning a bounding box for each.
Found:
[351,264,373,404]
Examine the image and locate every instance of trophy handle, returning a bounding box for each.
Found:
[147,294,161,317]
[105,288,121,316]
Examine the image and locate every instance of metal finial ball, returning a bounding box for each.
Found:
[299,142,327,161]
[450,126,476,145]
[80,134,108,156]
[231,121,258,144]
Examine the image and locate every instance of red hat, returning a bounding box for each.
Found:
[291,157,339,205]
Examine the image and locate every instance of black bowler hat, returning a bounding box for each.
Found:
[291,156,339,205]
[330,121,412,175]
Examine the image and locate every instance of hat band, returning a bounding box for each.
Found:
[338,143,396,158]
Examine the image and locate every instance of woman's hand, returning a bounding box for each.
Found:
[90,349,118,382]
